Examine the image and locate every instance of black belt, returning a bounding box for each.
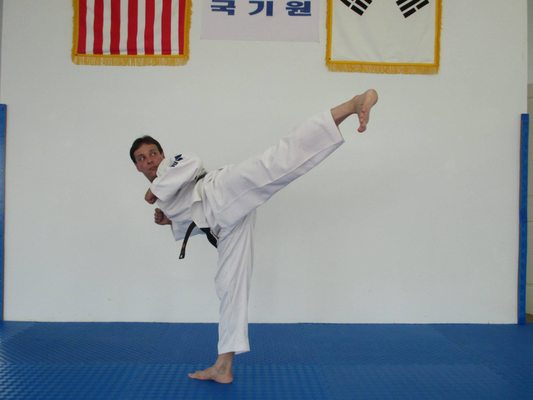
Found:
[179,222,218,259]
[179,172,217,259]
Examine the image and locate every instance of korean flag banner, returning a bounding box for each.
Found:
[72,0,191,66]
[326,0,442,74]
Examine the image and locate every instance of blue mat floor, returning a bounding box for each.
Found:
[0,322,532,399]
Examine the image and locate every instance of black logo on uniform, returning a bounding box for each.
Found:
[170,154,183,167]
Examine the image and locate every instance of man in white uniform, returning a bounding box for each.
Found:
[130,89,378,383]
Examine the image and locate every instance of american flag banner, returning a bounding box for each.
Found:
[326,0,442,74]
[72,0,191,66]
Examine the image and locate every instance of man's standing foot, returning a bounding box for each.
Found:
[188,352,234,384]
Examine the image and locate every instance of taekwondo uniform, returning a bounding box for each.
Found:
[150,110,344,355]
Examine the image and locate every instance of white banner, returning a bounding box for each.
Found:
[201,0,319,42]
[326,0,441,74]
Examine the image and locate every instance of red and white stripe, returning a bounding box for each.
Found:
[76,0,186,56]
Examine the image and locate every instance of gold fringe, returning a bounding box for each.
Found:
[72,0,80,62]
[72,0,192,67]
[433,0,442,71]
[325,0,442,75]
[326,61,439,75]
[72,54,189,66]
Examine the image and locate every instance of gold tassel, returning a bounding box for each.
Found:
[72,0,192,67]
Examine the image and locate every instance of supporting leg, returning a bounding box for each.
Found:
[188,212,256,384]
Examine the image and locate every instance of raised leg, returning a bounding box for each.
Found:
[202,89,379,231]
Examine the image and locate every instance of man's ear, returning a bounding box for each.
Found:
[135,162,142,173]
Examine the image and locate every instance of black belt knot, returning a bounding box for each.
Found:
[179,222,218,259]
[179,172,216,259]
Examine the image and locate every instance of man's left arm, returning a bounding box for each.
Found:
[154,208,171,225]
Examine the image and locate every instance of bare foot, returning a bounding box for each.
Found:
[188,352,234,384]
[330,89,379,133]
[353,89,378,133]
[188,366,233,384]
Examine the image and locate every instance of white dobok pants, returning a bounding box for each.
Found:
[200,110,345,355]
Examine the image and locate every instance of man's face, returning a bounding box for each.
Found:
[133,143,165,182]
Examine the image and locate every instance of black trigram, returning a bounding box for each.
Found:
[396,0,429,18]
[339,0,430,18]
[339,0,373,16]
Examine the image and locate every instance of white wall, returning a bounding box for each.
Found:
[529,0,533,83]
[519,5,533,320]
[0,0,527,323]
[0,0,3,92]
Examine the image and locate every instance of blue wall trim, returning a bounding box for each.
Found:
[519,113,529,325]
[0,104,5,321]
